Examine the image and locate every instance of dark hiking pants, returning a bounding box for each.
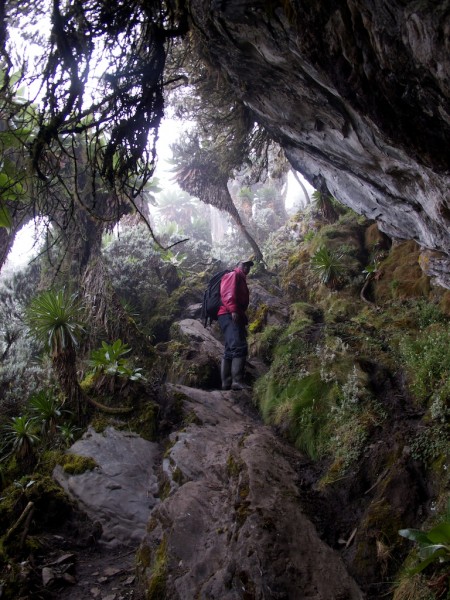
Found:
[218,314,248,360]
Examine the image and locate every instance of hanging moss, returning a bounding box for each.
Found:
[248,303,269,334]
[255,371,336,459]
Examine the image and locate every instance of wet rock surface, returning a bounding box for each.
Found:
[50,383,366,599]
[137,384,364,599]
[54,427,160,548]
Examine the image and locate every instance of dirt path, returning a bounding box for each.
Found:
[53,545,142,600]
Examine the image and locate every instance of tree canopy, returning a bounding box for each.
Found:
[1,0,280,264]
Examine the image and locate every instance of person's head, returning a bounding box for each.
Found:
[238,258,254,275]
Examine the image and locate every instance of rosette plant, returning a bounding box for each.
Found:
[27,290,85,418]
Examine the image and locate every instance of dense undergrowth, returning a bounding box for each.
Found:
[0,201,449,598]
[247,207,450,598]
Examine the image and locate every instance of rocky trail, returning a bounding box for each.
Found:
[45,375,365,600]
[32,291,430,600]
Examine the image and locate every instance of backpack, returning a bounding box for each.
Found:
[201,269,231,327]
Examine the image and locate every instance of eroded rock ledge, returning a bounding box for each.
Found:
[190,1,450,286]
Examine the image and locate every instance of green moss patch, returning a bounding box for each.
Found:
[60,453,97,474]
[373,241,431,303]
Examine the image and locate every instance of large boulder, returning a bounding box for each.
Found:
[54,427,160,548]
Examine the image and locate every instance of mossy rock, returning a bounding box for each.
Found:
[280,248,315,302]
[289,301,321,325]
[0,475,74,536]
[148,314,176,344]
[322,293,364,323]
[249,324,285,363]
[139,536,168,600]
[60,453,97,475]
[373,241,431,303]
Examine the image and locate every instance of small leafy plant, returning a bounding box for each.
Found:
[399,500,450,574]
[57,423,80,447]
[89,339,144,381]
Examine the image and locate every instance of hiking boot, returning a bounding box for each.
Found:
[231,357,251,390]
[221,358,232,390]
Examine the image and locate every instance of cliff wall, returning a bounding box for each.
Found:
[190,0,450,284]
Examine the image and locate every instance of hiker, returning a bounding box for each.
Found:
[217,258,254,390]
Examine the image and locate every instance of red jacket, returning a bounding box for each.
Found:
[218,267,250,318]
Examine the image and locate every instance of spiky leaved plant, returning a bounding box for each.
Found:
[310,246,346,288]
[57,423,80,448]
[2,415,39,467]
[27,290,86,419]
[28,390,63,437]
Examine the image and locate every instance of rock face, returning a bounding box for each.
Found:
[54,427,160,548]
[190,1,450,285]
[137,384,364,599]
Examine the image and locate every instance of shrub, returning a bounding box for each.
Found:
[2,416,39,462]
[28,390,63,436]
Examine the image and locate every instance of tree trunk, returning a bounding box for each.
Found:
[292,171,311,206]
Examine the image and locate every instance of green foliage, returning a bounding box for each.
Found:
[310,246,346,287]
[0,262,48,408]
[362,258,380,280]
[399,500,450,575]
[409,425,449,465]
[250,324,284,362]
[399,324,450,402]
[57,424,80,448]
[311,191,342,222]
[2,416,39,461]
[0,203,12,229]
[413,300,447,329]
[28,391,62,436]
[253,303,384,472]
[89,339,145,381]
[159,248,187,276]
[0,68,36,230]
[255,371,334,459]
[145,536,168,600]
[27,290,85,354]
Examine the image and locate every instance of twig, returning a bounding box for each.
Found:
[345,527,357,548]
[365,468,389,495]
[19,505,35,549]
[5,501,34,542]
